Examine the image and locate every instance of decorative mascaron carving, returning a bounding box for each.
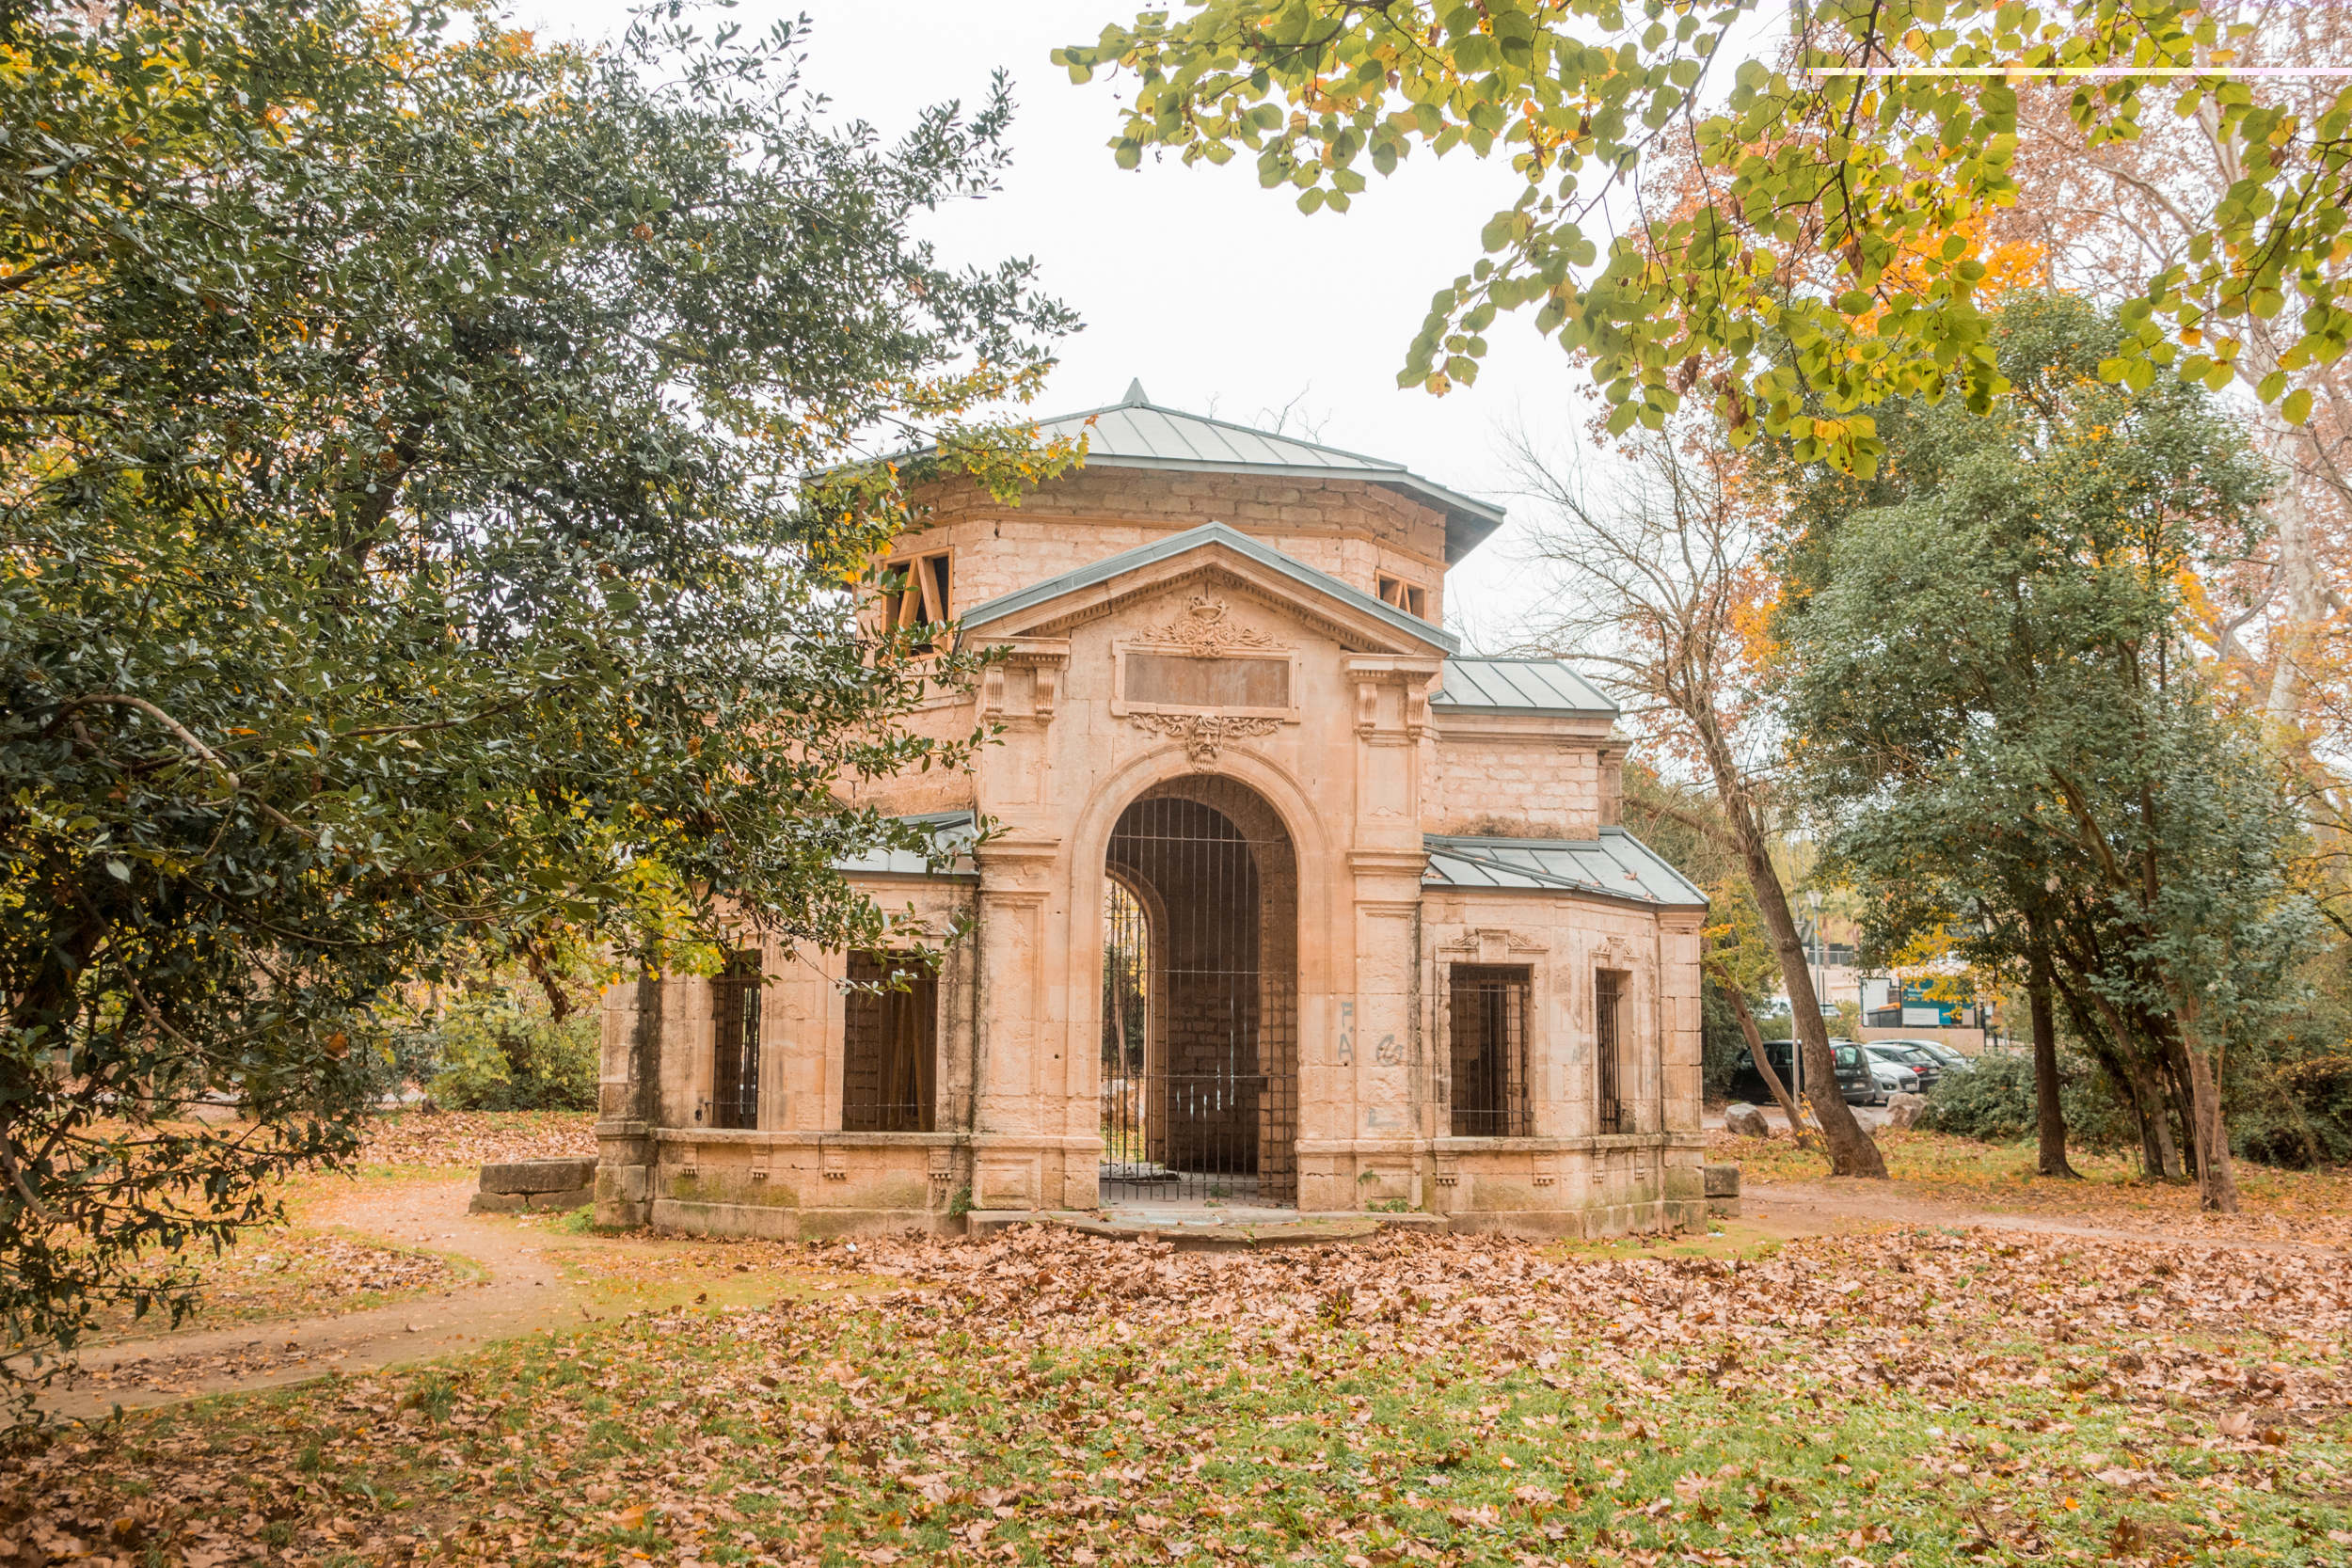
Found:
[1128,711,1282,765]
[1141,594,1289,657]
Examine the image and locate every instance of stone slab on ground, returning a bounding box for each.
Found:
[468,1185,591,1215]
[479,1157,596,1195]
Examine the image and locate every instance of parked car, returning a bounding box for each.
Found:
[1728,1038,1877,1106]
[1877,1037,1972,1072]
[1862,1041,1943,1092]
[1867,1060,1920,1102]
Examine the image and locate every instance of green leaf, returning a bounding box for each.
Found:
[2282,387,2313,425]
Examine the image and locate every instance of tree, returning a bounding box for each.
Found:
[1057,1,2346,471]
[1625,768,1809,1138]
[1991,18,2352,861]
[0,0,1076,1416]
[1782,297,2312,1212]
[1506,428,1885,1176]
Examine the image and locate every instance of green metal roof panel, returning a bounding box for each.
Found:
[957,521,1460,655]
[834,811,977,879]
[1422,827,1707,907]
[1432,657,1617,717]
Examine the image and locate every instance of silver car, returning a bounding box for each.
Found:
[1878,1038,1972,1073]
[1866,1060,1920,1103]
[1863,1041,1943,1091]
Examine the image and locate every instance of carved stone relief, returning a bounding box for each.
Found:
[1139,594,1289,657]
[1128,711,1282,766]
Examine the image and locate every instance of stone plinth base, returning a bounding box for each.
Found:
[650,1198,961,1240]
[1445,1197,1706,1238]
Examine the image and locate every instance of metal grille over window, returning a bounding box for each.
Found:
[1596,968,1627,1134]
[842,952,937,1132]
[708,951,761,1131]
[1448,965,1530,1137]
[1098,784,1298,1206]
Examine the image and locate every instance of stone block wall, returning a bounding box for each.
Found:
[897,468,1451,624]
[1426,727,1606,840]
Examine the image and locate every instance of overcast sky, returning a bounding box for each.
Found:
[530,0,1625,646]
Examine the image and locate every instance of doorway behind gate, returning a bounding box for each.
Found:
[1098,784,1298,1206]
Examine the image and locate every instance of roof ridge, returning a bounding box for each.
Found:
[1046,400,1410,474]
[1449,655,1576,665]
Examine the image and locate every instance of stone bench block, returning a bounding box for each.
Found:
[469,1184,592,1215]
[1703,1162,1740,1218]
[479,1157,596,1195]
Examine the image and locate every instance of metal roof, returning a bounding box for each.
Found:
[834,811,977,879]
[1422,827,1708,907]
[891,381,1506,564]
[958,521,1460,655]
[1432,657,1617,718]
[841,814,1705,909]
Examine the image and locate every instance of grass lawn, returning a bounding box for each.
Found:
[71,1111,597,1342]
[1715,1128,2352,1237]
[15,1225,2348,1568]
[90,1230,476,1344]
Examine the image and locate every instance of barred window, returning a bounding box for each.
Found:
[842,951,938,1132]
[1596,969,1628,1134]
[1449,965,1530,1137]
[708,951,762,1131]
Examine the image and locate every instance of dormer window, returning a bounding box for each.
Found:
[877,549,952,648]
[1376,574,1428,620]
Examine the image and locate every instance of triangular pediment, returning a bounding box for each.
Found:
[956,523,1455,657]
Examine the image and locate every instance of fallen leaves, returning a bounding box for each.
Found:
[5,1222,2346,1568]
[1714,1127,2352,1247]
[358,1111,596,1171]
[85,1230,458,1346]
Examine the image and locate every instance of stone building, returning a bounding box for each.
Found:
[595,384,1708,1238]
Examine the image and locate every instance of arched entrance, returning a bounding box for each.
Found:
[1099,777,1299,1206]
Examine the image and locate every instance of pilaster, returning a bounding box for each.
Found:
[975,638,1068,835]
[595,970,662,1227]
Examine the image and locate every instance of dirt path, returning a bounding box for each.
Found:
[44,1171,2348,1423]
[43,1181,603,1421]
[1744,1179,2352,1254]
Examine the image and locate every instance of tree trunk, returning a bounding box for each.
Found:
[2173,1002,2241,1213]
[1720,979,1812,1145]
[2026,939,2078,1180]
[2162,1038,2201,1182]
[2079,984,2185,1180]
[2051,975,2162,1178]
[1696,752,1883,1177]
[2145,1059,2187,1180]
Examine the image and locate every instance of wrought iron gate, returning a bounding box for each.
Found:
[1099,789,1296,1205]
